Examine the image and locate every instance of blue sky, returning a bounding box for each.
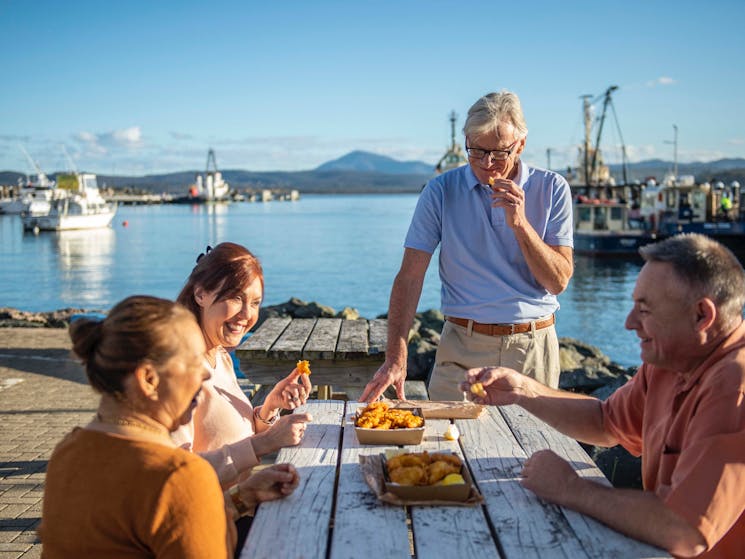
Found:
[1,0,743,176]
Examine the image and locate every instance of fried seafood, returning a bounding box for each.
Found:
[427,460,462,485]
[355,402,424,429]
[296,360,311,375]
[386,452,463,486]
[387,452,430,470]
[388,465,427,485]
[470,382,486,398]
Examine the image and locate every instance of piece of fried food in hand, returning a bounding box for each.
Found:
[470,382,486,398]
[388,465,427,486]
[296,360,311,375]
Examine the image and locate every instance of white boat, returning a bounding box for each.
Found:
[173,149,231,203]
[22,173,116,231]
[1,148,62,216]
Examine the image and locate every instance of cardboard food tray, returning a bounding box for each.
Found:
[387,400,484,419]
[358,453,484,506]
[353,407,425,445]
[383,453,473,502]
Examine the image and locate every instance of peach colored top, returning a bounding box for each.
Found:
[172,346,259,486]
[41,429,228,558]
[602,321,745,558]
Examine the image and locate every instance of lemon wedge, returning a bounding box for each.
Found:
[437,473,465,486]
[443,424,460,441]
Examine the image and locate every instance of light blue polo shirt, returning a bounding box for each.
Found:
[404,161,574,323]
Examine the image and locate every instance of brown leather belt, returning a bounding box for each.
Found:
[446,315,555,336]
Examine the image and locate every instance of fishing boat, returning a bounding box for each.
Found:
[173,148,231,203]
[570,87,745,260]
[569,86,658,256]
[573,189,660,256]
[434,111,468,174]
[641,174,745,260]
[22,172,116,231]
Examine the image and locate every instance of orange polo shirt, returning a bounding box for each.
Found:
[602,321,745,558]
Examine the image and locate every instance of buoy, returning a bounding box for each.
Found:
[122,220,129,227]
[33,225,40,235]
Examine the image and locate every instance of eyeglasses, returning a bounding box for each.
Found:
[465,139,519,162]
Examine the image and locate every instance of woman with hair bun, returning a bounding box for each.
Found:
[40,295,299,558]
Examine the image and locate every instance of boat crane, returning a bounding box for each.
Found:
[579,85,628,187]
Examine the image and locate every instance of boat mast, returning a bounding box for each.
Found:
[581,94,592,185]
[448,111,458,150]
[590,85,618,185]
[666,124,678,181]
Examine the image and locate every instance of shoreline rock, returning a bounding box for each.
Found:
[0,299,643,488]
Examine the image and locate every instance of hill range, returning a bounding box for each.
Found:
[1,151,744,195]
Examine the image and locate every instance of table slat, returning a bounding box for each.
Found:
[456,407,590,559]
[239,316,291,352]
[499,405,669,559]
[271,318,317,356]
[304,318,342,360]
[336,320,369,358]
[241,401,344,559]
[409,419,500,559]
[368,319,387,355]
[330,402,411,559]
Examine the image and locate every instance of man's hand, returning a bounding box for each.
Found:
[490,178,526,229]
[359,360,407,402]
[459,366,528,405]
[520,449,578,504]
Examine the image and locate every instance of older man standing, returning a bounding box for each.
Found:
[462,233,745,558]
[361,90,574,402]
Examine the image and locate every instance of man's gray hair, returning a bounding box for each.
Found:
[463,91,528,141]
[640,233,745,321]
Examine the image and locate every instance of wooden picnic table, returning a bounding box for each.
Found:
[235,317,387,399]
[240,401,669,559]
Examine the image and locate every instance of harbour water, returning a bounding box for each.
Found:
[0,194,644,367]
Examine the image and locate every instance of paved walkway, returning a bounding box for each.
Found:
[0,328,97,559]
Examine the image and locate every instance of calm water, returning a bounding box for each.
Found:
[0,194,643,367]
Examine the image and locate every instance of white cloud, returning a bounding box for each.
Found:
[75,131,98,143]
[727,138,744,146]
[109,126,142,146]
[646,76,676,87]
[74,126,143,153]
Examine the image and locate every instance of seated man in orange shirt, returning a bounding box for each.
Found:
[462,233,745,558]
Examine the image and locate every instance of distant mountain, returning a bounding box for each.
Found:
[315,150,433,175]
[605,158,745,184]
[2,155,743,195]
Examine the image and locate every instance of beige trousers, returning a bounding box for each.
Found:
[427,319,560,401]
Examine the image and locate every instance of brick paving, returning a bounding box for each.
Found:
[0,328,98,559]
